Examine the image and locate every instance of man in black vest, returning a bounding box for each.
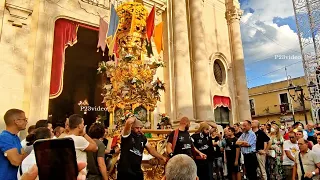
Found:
[166,117,206,159]
[117,116,167,180]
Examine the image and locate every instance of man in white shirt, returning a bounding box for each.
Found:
[20,125,36,154]
[66,114,98,175]
[283,131,299,180]
[293,138,320,180]
[312,134,320,156]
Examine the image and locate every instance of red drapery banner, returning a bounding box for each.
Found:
[213,96,231,110]
[50,19,79,98]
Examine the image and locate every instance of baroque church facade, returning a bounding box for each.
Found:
[0,0,251,131]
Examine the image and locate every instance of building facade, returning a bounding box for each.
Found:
[0,0,250,132]
[248,77,313,125]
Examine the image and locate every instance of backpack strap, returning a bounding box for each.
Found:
[171,129,179,153]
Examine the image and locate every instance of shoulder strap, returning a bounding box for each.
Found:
[19,165,23,176]
[171,129,179,153]
[298,152,305,175]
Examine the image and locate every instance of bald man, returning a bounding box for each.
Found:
[117,116,167,180]
[0,109,29,180]
[166,117,206,159]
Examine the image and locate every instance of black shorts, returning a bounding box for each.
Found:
[227,163,240,173]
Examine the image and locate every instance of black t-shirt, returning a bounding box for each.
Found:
[224,137,239,164]
[117,132,148,174]
[212,136,223,157]
[235,132,243,138]
[191,133,213,159]
[255,129,270,151]
[168,130,193,157]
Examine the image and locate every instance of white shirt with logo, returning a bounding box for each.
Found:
[283,140,299,166]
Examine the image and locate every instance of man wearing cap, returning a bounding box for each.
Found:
[117,116,167,180]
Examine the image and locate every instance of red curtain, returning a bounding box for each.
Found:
[213,96,231,110]
[49,19,79,98]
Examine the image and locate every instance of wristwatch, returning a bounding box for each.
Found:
[312,171,316,176]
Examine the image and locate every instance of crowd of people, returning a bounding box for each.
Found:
[1,108,320,180]
[163,119,320,180]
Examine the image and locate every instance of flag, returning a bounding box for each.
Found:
[146,6,155,41]
[107,4,119,48]
[97,17,108,55]
[154,22,163,54]
[146,39,153,57]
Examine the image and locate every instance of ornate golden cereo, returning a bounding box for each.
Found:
[97,2,168,180]
[98,2,165,128]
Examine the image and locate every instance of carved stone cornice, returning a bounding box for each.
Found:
[5,3,33,27]
[225,6,243,24]
[143,0,166,14]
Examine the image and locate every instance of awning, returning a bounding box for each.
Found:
[213,96,231,110]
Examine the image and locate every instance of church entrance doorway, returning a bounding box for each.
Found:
[48,19,110,128]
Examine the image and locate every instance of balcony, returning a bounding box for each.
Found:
[251,104,310,118]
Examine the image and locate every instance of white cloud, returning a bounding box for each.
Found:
[241,0,305,87]
[241,13,253,23]
[241,0,295,23]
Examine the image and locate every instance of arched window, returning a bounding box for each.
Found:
[213,60,226,85]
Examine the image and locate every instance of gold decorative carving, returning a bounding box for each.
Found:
[116,2,148,58]
[98,2,165,129]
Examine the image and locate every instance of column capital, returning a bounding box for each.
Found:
[225,6,243,24]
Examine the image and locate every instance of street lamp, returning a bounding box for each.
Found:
[287,81,316,125]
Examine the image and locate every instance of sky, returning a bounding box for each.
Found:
[239,0,305,88]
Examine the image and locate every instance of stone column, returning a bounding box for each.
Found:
[172,0,194,122]
[189,0,213,121]
[225,0,251,121]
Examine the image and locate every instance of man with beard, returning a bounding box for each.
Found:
[117,116,167,180]
[166,117,206,159]
[191,122,214,180]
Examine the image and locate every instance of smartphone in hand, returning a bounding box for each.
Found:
[34,138,78,180]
